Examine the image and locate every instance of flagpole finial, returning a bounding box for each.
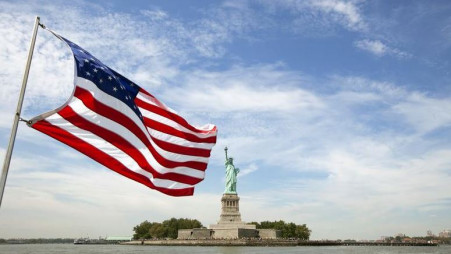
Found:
[35,16,47,29]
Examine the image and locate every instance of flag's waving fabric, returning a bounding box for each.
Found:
[29,32,217,196]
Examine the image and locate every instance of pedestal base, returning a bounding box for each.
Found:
[207,193,257,239]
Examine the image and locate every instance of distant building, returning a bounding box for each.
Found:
[380,236,390,241]
[438,230,450,238]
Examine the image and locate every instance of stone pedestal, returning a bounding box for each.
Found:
[209,193,257,239]
[219,194,242,223]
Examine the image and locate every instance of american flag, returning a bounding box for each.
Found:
[29,31,217,196]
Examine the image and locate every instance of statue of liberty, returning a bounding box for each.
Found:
[224,147,239,194]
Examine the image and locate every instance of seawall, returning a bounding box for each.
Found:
[122,239,438,247]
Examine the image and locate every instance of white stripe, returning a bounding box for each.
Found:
[44,113,193,190]
[139,106,217,139]
[137,91,217,132]
[68,97,208,176]
[148,128,215,150]
[137,92,178,114]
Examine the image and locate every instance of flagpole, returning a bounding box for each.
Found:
[0,16,41,208]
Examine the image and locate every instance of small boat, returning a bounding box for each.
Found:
[73,238,90,244]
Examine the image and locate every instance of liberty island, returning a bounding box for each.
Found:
[121,148,440,246]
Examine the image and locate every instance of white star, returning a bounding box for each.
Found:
[93,68,98,73]
[79,49,84,54]
[130,83,134,87]
[108,76,112,81]
[99,79,103,83]
[125,96,129,100]
[84,59,89,63]
[121,85,125,90]
[86,72,90,76]
[100,67,104,70]
[113,87,118,92]
[90,57,95,61]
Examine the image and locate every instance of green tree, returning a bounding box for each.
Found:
[133,220,153,240]
[149,223,167,238]
[162,217,203,239]
[295,224,311,240]
[249,222,260,228]
[252,220,311,240]
[133,218,203,240]
[163,218,179,239]
[284,222,296,238]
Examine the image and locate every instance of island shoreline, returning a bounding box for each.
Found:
[121,239,439,247]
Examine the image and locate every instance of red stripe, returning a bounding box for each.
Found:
[32,119,194,196]
[151,136,212,157]
[74,87,209,171]
[58,104,205,185]
[136,96,216,135]
[143,117,217,144]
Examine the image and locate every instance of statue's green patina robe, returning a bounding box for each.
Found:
[224,154,239,194]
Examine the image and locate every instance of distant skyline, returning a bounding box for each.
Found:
[0,0,451,240]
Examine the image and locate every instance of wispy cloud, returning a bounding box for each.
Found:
[161,65,323,113]
[354,39,410,58]
[238,163,258,178]
[308,0,367,31]
[253,0,367,35]
[393,92,451,134]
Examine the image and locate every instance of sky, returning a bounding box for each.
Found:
[0,0,451,240]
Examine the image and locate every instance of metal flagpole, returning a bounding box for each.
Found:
[0,16,41,208]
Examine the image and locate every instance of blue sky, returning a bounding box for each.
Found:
[0,0,451,240]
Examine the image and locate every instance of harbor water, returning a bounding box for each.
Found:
[0,244,450,254]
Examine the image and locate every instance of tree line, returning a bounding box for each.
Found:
[133,218,202,240]
[250,220,311,240]
[133,218,311,240]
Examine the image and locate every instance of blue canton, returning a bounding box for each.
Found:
[61,37,143,120]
